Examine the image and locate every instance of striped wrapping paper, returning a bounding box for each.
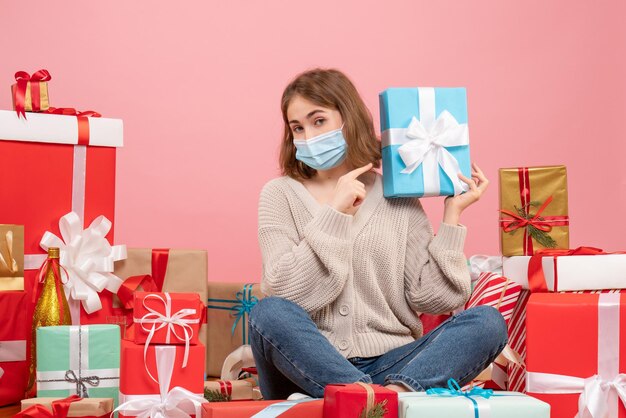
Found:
[466,272,522,325]
[507,288,622,393]
[460,272,522,391]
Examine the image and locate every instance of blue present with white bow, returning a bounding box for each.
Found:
[380,87,472,198]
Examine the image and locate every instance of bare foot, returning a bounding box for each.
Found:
[384,383,410,393]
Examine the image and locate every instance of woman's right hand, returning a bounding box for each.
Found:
[329,163,373,215]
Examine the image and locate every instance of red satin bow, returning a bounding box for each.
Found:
[114,249,171,338]
[499,195,555,233]
[528,246,618,292]
[15,395,81,418]
[14,69,51,118]
[44,107,102,146]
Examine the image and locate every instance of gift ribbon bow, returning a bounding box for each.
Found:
[114,346,206,418]
[134,293,200,383]
[39,211,127,314]
[499,195,556,234]
[15,395,82,418]
[399,112,469,194]
[13,69,51,119]
[64,370,101,397]
[207,283,259,344]
[427,379,493,418]
[0,230,19,273]
[527,293,626,418]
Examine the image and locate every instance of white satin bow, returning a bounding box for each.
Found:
[39,211,127,314]
[398,113,469,195]
[528,372,626,418]
[114,346,206,418]
[134,293,199,383]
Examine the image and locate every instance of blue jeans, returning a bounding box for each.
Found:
[249,297,508,400]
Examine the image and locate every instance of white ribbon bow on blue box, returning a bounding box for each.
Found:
[380,87,472,198]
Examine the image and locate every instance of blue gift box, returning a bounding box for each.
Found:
[379,87,472,198]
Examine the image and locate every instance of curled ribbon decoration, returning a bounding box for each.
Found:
[14,395,82,418]
[114,346,206,418]
[13,69,51,119]
[134,293,199,383]
[427,379,493,418]
[0,230,18,273]
[39,211,127,314]
[64,369,100,398]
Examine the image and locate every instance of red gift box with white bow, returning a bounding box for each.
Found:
[0,109,125,325]
[132,291,205,346]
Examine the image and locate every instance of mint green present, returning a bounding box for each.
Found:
[398,389,550,418]
[36,325,120,407]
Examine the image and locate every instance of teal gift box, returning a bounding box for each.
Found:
[398,391,550,418]
[36,325,120,407]
[380,87,472,198]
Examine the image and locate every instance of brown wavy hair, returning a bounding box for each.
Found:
[279,68,381,180]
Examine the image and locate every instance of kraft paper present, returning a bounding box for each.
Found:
[113,248,208,367]
[499,166,569,256]
[0,225,24,291]
[20,397,113,417]
[206,282,263,378]
[11,80,50,113]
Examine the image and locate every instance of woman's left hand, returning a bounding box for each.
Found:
[443,163,489,225]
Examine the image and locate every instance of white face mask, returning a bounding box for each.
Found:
[293,125,347,170]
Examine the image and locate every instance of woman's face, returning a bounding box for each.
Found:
[287,95,343,141]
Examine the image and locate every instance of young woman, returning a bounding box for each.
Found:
[250,68,507,400]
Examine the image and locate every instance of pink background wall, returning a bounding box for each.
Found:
[2,1,625,283]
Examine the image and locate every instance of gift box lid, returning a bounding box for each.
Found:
[0,109,123,147]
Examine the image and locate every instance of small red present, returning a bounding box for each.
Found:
[0,291,28,406]
[133,291,204,346]
[119,339,204,396]
[117,340,206,418]
[201,399,323,418]
[323,383,398,418]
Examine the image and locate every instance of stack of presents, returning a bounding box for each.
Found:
[0,71,624,418]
